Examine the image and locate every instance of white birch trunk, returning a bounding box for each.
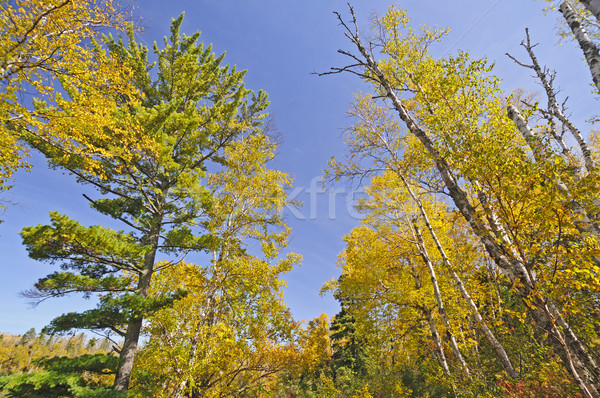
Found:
[579,0,600,23]
[509,29,594,171]
[411,221,471,377]
[399,174,518,379]
[560,1,600,92]
[422,306,451,377]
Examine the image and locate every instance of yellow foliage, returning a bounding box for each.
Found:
[0,0,148,202]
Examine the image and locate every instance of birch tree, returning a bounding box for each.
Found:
[133,134,300,398]
[323,5,600,396]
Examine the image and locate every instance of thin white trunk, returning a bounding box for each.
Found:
[560,1,600,92]
[399,174,518,379]
[579,0,600,23]
[422,307,452,377]
[507,105,600,262]
[411,221,471,377]
[507,28,594,171]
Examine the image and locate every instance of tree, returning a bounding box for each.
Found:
[329,298,367,379]
[323,5,600,396]
[19,14,270,393]
[131,133,300,398]
[0,0,142,202]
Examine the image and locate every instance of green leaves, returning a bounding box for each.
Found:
[21,212,145,274]
[0,354,123,398]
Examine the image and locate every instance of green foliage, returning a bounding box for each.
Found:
[0,332,117,397]
[329,300,367,380]
[18,13,271,392]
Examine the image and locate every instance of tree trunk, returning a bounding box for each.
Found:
[509,29,594,171]
[412,221,471,377]
[422,306,451,377]
[172,337,200,398]
[560,1,600,92]
[579,0,600,23]
[113,217,162,392]
[399,173,518,379]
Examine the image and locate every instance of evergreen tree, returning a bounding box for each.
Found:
[19,14,269,393]
[329,296,366,379]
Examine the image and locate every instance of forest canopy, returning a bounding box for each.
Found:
[2,0,600,397]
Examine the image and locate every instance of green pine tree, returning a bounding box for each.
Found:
[19,14,269,393]
[329,295,368,382]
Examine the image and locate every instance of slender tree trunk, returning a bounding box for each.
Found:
[332,9,600,396]
[579,0,600,24]
[399,174,518,379]
[411,221,471,377]
[422,306,452,377]
[172,338,199,398]
[560,1,600,92]
[113,217,162,392]
[172,292,216,398]
[508,29,595,171]
[507,105,600,262]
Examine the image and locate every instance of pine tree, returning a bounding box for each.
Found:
[19,14,269,392]
[329,296,366,379]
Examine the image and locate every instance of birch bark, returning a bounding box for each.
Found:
[507,29,594,171]
[560,1,600,92]
[411,221,471,377]
[422,306,452,377]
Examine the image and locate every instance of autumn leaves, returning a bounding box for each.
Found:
[324,3,600,397]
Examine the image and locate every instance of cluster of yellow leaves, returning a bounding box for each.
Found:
[0,0,149,197]
[132,133,301,397]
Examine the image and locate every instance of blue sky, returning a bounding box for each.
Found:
[1,0,596,334]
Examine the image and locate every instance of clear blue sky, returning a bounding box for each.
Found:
[0,0,596,334]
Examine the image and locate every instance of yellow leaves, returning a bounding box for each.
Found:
[351,384,374,398]
[0,0,145,194]
[139,258,299,396]
[504,309,528,324]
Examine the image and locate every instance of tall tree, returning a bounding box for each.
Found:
[20,15,270,392]
[323,5,600,396]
